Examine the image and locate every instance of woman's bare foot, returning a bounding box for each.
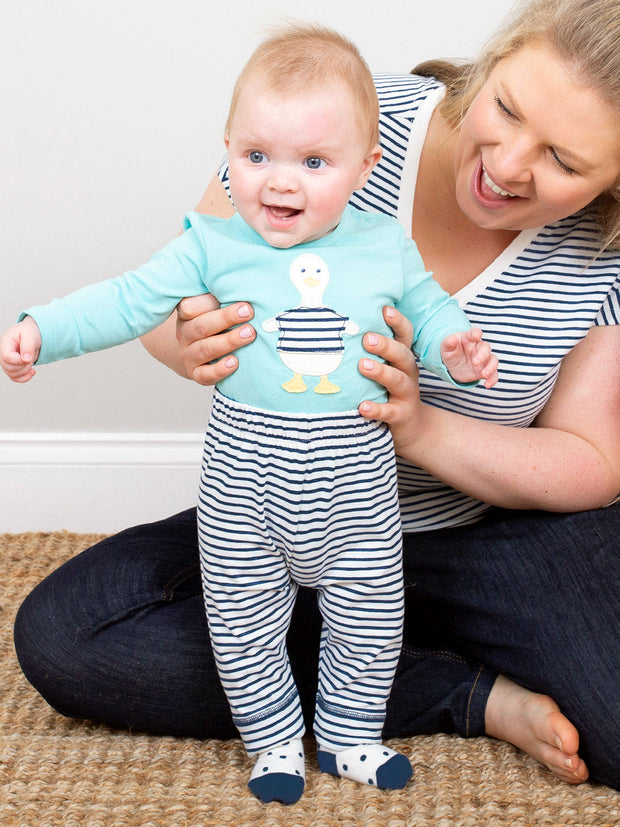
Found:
[485,675,589,784]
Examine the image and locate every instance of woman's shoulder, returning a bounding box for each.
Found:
[349,74,444,220]
[507,210,620,326]
[373,72,444,112]
[534,210,620,271]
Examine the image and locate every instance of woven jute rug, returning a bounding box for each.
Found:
[1,532,619,827]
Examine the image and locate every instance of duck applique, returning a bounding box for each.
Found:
[262,253,359,394]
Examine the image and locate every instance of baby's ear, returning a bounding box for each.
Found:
[356,144,383,190]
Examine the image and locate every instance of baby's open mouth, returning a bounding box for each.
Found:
[266,205,301,220]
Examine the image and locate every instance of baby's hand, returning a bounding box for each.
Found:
[440,328,498,389]
[0,317,42,383]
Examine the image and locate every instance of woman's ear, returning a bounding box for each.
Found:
[355,144,383,190]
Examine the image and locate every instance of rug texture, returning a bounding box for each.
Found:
[1,532,619,827]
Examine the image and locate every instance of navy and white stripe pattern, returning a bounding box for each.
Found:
[399,209,620,531]
[349,73,442,218]
[275,307,349,354]
[219,73,620,533]
[198,391,403,754]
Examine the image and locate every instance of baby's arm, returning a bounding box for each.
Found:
[395,232,497,388]
[9,220,211,369]
[0,317,42,383]
[441,328,498,389]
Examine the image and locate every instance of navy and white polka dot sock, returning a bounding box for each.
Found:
[247,738,305,805]
[317,743,412,790]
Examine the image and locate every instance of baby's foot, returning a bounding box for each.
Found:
[248,738,305,804]
[317,743,412,789]
[485,675,589,784]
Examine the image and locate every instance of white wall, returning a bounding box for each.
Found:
[1,0,515,531]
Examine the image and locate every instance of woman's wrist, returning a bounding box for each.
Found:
[140,315,189,378]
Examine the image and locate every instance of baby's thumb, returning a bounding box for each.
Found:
[17,323,41,363]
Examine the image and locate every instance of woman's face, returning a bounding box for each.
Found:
[453,42,620,231]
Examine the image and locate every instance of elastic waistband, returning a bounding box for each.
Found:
[211,389,386,442]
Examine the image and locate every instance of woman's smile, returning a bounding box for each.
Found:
[472,159,521,208]
[481,164,518,199]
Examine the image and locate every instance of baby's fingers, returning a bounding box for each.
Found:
[477,350,499,388]
[0,321,41,382]
[466,327,483,343]
[9,366,37,383]
[440,333,460,357]
[1,353,36,382]
[17,321,42,364]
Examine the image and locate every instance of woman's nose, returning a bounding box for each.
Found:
[492,135,535,184]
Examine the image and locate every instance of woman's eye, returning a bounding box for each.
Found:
[494,95,515,119]
[249,151,266,164]
[550,148,576,175]
[304,156,326,170]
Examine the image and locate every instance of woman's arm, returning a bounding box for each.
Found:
[140,174,256,383]
[193,174,236,219]
[359,314,620,512]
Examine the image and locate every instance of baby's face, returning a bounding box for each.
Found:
[225,79,380,248]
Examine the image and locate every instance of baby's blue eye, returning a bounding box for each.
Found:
[304,157,325,170]
[249,151,266,164]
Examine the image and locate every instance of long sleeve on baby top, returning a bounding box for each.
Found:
[21,207,473,412]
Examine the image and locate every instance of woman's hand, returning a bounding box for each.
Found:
[175,295,256,386]
[358,306,428,455]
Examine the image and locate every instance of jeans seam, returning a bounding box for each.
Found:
[465,666,484,737]
[401,644,471,666]
[162,564,201,601]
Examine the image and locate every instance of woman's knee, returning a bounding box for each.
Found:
[13,510,202,721]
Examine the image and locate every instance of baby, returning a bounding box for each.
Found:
[1,23,498,804]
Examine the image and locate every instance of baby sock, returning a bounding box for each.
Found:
[247,738,305,805]
[317,743,413,790]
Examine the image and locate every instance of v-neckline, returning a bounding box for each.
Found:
[398,82,540,305]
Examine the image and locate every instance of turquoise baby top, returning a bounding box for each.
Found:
[23,205,472,413]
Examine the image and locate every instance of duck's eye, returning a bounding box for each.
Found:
[304,156,326,170]
[249,151,266,164]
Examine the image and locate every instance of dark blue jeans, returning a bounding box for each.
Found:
[13,503,620,788]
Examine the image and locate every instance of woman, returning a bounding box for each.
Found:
[14,0,620,790]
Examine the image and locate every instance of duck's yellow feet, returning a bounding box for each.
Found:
[282,374,307,393]
[314,376,340,394]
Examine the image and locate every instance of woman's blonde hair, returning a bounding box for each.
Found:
[226,22,380,150]
[414,0,620,249]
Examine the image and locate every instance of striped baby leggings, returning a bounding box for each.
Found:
[198,391,404,754]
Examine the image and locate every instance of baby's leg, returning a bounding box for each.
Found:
[304,424,411,789]
[200,538,306,802]
[313,574,412,790]
[198,398,308,803]
[312,514,411,788]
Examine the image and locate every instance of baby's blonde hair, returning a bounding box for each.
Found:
[414,0,620,249]
[225,22,380,150]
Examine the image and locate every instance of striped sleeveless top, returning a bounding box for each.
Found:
[219,73,620,533]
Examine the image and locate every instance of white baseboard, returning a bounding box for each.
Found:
[0,432,205,533]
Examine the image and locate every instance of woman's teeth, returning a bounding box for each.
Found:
[482,167,517,198]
